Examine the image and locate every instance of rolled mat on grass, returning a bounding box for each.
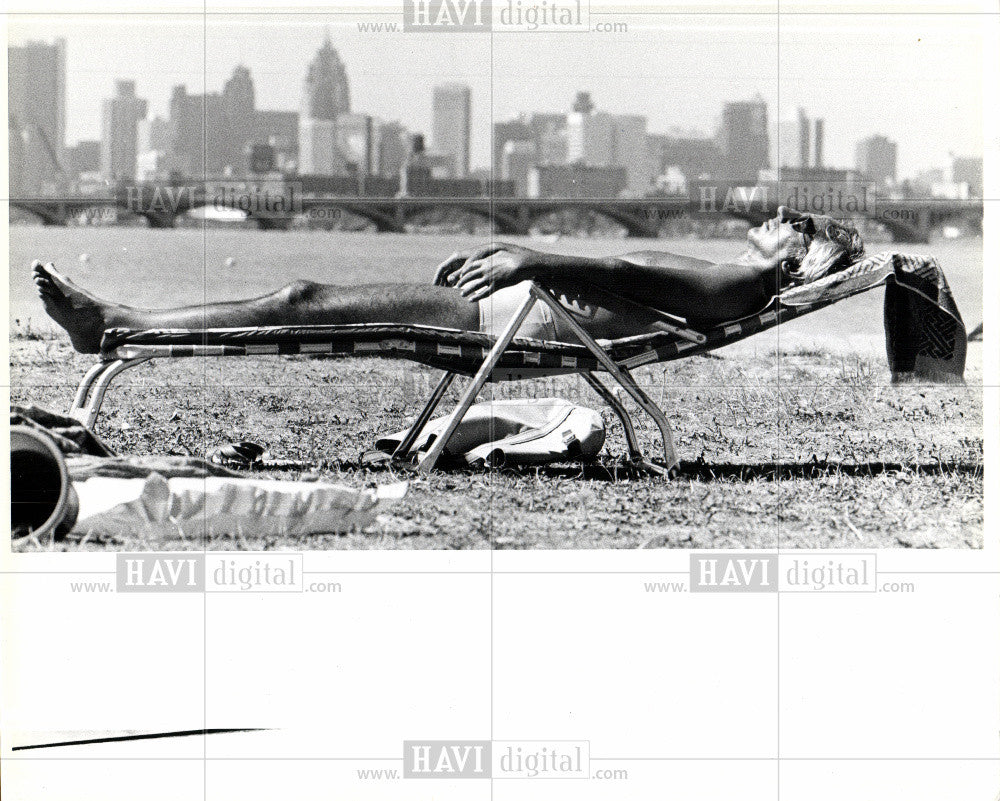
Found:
[11,405,407,539]
[71,474,407,539]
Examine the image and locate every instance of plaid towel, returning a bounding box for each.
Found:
[884,253,967,382]
[781,252,967,382]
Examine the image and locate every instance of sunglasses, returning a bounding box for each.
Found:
[777,208,817,242]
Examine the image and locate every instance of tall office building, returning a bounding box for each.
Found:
[299,118,343,175]
[221,65,256,176]
[493,113,567,181]
[299,35,351,175]
[649,133,722,184]
[493,118,533,176]
[254,110,300,170]
[501,140,537,195]
[530,113,568,165]
[432,83,472,177]
[165,85,226,178]
[950,155,982,198]
[778,107,810,169]
[100,80,148,181]
[376,121,410,180]
[610,115,653,195]
[164,69,299,179]
[8,38,67,195]
[302,34,351,121]
[566,95,652,195]
[717,97,769,181]
[67,141,101,179]
[855,135,898,185]
[813,118,825,168]
[336,113,377,176]
[567,110,612,165]
[137,116,171,180]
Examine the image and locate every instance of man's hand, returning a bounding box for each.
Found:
[448,242,540,302]
[432,245,504,286]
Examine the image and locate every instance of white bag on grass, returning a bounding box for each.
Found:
[376,398,606,468]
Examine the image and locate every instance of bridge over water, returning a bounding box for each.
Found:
[11,183,982,244]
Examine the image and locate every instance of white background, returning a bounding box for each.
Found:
[3,0,999,798]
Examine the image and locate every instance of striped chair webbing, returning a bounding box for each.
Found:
[97,296,845,377]
[100,323,605,376]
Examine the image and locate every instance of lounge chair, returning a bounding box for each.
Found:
[67,252,966,476]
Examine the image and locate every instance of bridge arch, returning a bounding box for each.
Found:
[10,201,63,226]
[525,203,658,238]
[338,202,405,232]
[399,203,526,235]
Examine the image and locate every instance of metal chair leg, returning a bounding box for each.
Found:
[68,356,154,429]
[392,371,456,461]
[581,372,646,464]
[530,284,679,474]
[416,293,538,474]
[70,362,108,419]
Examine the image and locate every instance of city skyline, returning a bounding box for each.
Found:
[7,13,984,181]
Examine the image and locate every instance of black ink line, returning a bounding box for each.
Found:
[12,728,268,751]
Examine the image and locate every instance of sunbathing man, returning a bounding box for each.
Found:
[33,206,863,354]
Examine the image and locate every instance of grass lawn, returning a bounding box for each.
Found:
[10,330,983,551]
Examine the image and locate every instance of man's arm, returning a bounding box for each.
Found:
[445,243,774,324]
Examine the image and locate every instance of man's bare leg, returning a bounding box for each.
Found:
[32,261,480,354]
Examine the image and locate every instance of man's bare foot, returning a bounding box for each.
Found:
[32,261,113,353]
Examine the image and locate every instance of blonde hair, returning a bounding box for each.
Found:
[785,216,865,284]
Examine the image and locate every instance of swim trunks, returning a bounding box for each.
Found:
[478,281,558,340]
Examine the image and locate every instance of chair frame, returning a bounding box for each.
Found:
[68,283,688,476]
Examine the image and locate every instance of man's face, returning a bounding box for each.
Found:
[746,206,811,264]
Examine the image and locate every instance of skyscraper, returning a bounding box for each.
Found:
[813,118,825,168]
[493,114,567,182]
[530,113,568,165]
[571,91,594,114]
[567,109,612,165]
[432,83,471,177]
[501,140,537,195]
[493,118,533,177]
[649,133,722,185]
[221,65,256,176]
[376,121,410,180]
[566,95,653,195]
[254,110,300,171]
[8,38,67,195]
[950,155,982,198]
[67,141,101,179]
[299,34,351,175]
[717,97,769,181]
[610,114,653,195]
[299,119,343,175]
[855,134,897,184]
[778,107,810,169]
[137,117,171,180]
[302,33,350,121]
[165,85,225,178]
[101,80,148,181]
[336,113,378,176]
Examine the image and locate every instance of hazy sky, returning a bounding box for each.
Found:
[8,11,987,177]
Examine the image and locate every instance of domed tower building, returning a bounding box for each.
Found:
[298,33,352,176]
[303,32,351,122]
